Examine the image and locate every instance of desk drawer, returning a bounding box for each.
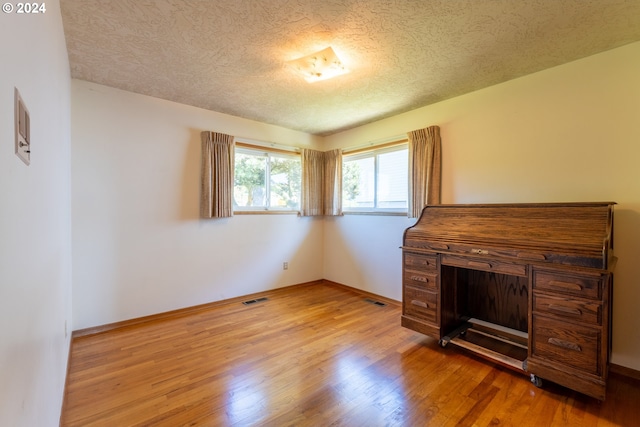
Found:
[531,315,600,375]
[533,293,601,325]
[404,253,438,271]
[441,255,527,277]
[533,270,602,300]
[404,270,438,290]
[403,286,438,324]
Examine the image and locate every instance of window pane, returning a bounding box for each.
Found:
[234,152,266,207]
[342,145,408,212]
[343,157,374,208]
[269,155,301,210]
[377,149,408,209]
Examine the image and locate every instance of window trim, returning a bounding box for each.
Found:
[233,144,301,214]
[342,142,409,215]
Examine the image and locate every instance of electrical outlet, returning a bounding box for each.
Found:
[283,262,288,270]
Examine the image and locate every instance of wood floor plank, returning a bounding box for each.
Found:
[62,282,640,426]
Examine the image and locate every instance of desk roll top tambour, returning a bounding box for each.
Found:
[401,202,616,400]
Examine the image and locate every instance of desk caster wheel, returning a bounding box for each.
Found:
[439,339,448,348]
[530,374,543,388]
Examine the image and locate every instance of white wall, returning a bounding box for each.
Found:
[323,41,640,370]
[0,1,72,426]
[71,81,325,330]
[324,215,413,300]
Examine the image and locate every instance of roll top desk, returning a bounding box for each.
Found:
[401,202,615,400]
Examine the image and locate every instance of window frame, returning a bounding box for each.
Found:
[342,143,408,215]
[233,143,301,214]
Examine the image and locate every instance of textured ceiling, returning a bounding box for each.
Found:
[60,0,640,136]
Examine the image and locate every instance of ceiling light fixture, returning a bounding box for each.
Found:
[287,47,349,83]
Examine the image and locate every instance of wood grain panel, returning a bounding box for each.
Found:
[403,270,438,290]
[533,270,603,299]
[531,315,601,375]
[442,254,528,277]
[463,269,529,333]
[404,252,438,271]
[403,286,438,323]
[405,202,614,268]
[533,293,602,324]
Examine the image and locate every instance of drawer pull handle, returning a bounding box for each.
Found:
[406,259,433,267]
[468,261,492,269]
[548,280,583,292]
[410,275,430,283]
[548,304,582,316]
[411,300,429,309]
[548,337,582,352]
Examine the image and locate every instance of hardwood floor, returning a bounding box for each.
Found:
[62,281,639,427]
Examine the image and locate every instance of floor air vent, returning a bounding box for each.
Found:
[242,297,269,306]
[364,298,386,307]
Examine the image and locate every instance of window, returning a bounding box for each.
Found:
[342,144,408,213]
[234,146,301,211]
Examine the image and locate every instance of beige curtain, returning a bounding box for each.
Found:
[200,131,235,218]
[301,148,343,216]
[322,149,342,216]
[408,126,442,218]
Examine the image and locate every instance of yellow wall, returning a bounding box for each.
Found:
[324,41,640,370]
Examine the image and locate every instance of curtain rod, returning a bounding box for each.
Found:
[235,133,407,154]
[235,137,300,153]
[342,134,407,154]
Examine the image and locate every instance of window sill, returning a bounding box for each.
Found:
[233,210,407,217]
[342,211,407,217]
[233,210,300,215]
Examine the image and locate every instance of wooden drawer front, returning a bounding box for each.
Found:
[441,255,527,277]
[404,253,438,271]
[533,271,602,300]
[404,271,438,290]
[404,286,438,324]
[531,315,600,375]
[533,293,602,325]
